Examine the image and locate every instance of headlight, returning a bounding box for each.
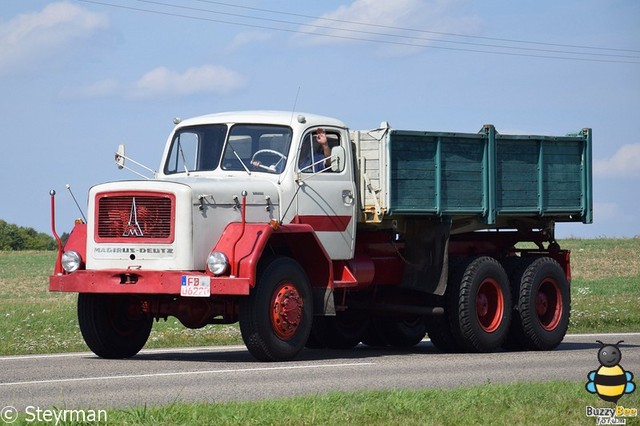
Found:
[61,250,82,273]
[207,252,229,275]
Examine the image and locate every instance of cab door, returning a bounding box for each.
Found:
[293,127,356,260]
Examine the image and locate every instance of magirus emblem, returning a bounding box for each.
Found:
[123,197,144,237]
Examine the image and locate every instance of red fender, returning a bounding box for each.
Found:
[212,222,332,289]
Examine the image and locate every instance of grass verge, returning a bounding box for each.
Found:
[0,238,638,356]
[9,381,640,425]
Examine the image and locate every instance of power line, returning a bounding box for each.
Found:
[193,0,640,55]
[76,0,640,64]
[134,0,639,60]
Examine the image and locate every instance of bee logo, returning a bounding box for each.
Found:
[586,340,636,403]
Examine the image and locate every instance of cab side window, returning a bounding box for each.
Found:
[298,128,342,173]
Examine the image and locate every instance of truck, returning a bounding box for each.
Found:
[49,111,592,361]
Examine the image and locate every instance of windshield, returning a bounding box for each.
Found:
[164,123,292,175]
[222,124,292,174]
[164,124,227,175]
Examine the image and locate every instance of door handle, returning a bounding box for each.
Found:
[342,190,354,206]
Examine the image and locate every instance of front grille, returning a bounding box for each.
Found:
[96,192,174,242]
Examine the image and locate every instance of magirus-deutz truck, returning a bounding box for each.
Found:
[49,111,592,361]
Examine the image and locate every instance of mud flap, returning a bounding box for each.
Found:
[313,286,336,316]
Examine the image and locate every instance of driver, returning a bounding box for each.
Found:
[299,128,331,172]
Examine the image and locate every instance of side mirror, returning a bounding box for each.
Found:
[115,144,126,169]
[330,146,346,172]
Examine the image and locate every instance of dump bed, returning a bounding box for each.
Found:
[351,124,592,228]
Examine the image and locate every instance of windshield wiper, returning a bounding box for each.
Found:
[178,142,190,175]
[228,142,251,175]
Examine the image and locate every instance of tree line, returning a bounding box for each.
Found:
[0,220,68,250]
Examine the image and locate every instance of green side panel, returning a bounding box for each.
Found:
[389,134,438,212]
[439,139,484,212]
[496,140,539,211]
[387,127,593,225]
[495,136,585,216]
[389,132,486,215]
[542,142,583,211]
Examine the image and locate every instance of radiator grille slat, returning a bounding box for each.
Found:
[96,194,173,241]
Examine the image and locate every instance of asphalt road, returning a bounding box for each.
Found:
[1,333,638,411]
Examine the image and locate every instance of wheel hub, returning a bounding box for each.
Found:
[537,280,562,331]
[476,279,504,333]
[477,293,489,317]
[271,284,303,340]
[536,292,549,316]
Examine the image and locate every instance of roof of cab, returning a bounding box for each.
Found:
[176,110,347,130]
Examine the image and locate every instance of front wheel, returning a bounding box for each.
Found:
[77,294,152,359]
[239,256,313,361]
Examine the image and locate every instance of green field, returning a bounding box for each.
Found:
[1,239,639,425]
[1,238,638,356]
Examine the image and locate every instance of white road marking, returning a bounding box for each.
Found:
[0,345,247,361]
[0,362,375,387]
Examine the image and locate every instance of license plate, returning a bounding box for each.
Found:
[181,275,211,297]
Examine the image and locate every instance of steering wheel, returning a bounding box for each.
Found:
[251,149,287,172]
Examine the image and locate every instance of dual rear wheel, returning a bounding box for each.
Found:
[507,257,570,350]
[427,255,569,353]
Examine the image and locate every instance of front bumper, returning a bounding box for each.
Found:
[49,270,250,295]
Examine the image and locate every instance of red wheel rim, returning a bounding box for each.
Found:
[476,279,504,333]
[536,279,562,331]
[270,282,304,340]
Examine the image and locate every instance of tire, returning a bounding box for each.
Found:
[361,317,388,347]
[448,257,511,352]
[425,315,460,352]
[376,316,427,347]
[501,256,535,350]
[310,310,367,349]
[425,261,465,353]
[304,327,325,349]
[510,257,570,350]
[239,256,313,361]
[77,293,152,359]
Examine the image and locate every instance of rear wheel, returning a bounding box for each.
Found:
[239,256,313,361]
[510,257,570,350]
[448,257,511,352]
[361,317,388,347]
[78,293,152,359]
[425,313,460,352]
[309,310,367,349]
[376,316,427,347]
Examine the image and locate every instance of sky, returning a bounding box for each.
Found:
[1,0,639,239]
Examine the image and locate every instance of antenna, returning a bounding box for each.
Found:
[289,86,301,125]
[66,184,87,223]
